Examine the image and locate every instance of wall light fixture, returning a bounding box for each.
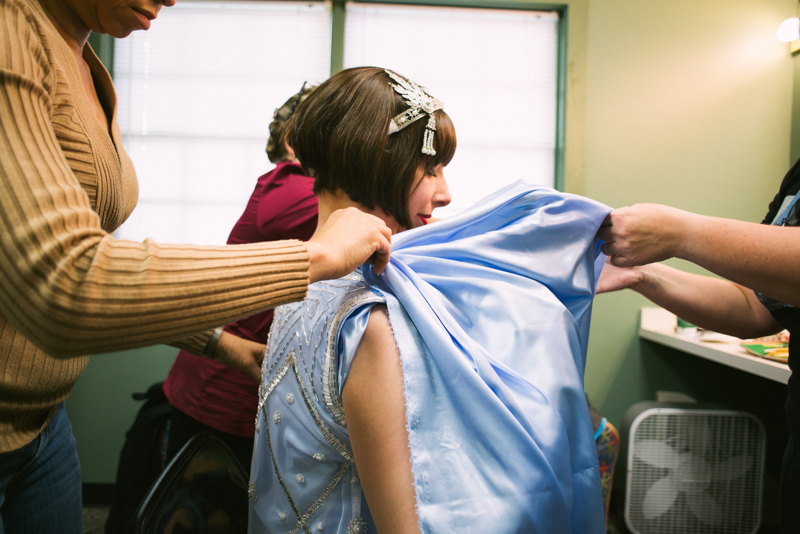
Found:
[777,17,800,53]
[778,17,800,42]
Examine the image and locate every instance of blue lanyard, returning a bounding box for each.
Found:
[773,193,800,226]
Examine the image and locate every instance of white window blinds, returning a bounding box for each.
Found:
[113,2,559,242]
[343,3,559,217]
[113,1,332,245]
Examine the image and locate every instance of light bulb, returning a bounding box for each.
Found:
[777,17,800,42]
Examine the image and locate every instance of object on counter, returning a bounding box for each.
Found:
[698,331,741,343]
[741,331,790,363]
[748,331,790,344]
[675,317,701,339]
[741,343,789,363]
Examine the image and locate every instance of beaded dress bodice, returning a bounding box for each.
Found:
[249,272,382,534]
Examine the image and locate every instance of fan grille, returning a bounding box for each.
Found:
[625,409,765,534]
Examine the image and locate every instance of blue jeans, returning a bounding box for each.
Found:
[0,403,82,534]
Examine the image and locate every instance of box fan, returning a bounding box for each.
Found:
[621,402,765,534]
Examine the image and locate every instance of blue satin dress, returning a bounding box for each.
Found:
[249,182,611,534]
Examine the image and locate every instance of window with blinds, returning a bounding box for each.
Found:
[113,1,559,242]
[113,1,332,245]
[344,4,559,217]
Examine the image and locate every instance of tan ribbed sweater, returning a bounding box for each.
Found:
[0,0,310,453]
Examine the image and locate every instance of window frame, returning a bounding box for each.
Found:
[90,0,568,191]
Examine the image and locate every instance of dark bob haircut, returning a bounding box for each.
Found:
[285,67,456,230]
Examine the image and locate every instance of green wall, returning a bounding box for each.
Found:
[584,0,794,416]
[581,0,796,522]
[69,346,177,483]
[73,0,799,494]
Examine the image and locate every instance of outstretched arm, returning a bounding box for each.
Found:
[341,305,420,534]
[597,204,800,307]
[598,257,782,339]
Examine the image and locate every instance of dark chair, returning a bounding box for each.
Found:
[106,382,171,534]
[130,433,250,534]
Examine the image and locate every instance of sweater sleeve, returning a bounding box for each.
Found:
[0,1,309,358]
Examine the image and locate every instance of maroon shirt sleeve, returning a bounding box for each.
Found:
[255,164,318,241]
[225,162,318,344]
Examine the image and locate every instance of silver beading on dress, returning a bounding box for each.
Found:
[254,273,380,534]
[386,70,443,156]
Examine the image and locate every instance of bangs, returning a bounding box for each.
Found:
[431,110,457,167]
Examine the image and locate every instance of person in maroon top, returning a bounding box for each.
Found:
[163,85,318,470]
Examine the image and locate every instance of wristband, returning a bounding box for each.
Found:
[202,327,224,359]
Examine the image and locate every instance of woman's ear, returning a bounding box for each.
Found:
[284,142,298,163]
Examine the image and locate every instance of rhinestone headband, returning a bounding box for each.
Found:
[385,70,443,156]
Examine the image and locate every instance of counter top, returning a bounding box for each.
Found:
[639,307,790,384]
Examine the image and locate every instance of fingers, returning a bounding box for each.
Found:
[253,343,266,367]
[597,208,635,261]
[371,244,391,275]
[596,226,613,242]
[239,345,262,384]
[596,257,614,294]
[244,364,261,384]
[596,211,616,242]
[597,255,643,292]
[308,208,393,282]
[213,333,263,384]
[609,253,636,268]
[370,222,392,275]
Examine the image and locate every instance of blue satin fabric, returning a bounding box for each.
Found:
[339,181,611,533]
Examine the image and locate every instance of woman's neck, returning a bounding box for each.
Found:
[315,190,364,235]
[315,190,400,236]
[39,0,90,55]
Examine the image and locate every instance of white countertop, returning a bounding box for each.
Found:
[638,307,790,384]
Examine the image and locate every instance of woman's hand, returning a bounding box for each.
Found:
[597,204,694,267]
[306,207,392,282]
[212,331,265,383]
[597,256,643,294]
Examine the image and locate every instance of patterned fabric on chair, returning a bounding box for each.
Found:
[594,418,620,524]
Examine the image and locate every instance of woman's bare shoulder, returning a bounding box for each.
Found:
[360,304,396,352]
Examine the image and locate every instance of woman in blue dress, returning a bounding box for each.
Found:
[248,66,611,534]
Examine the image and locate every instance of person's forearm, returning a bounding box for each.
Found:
[675,213,800,307]
[632,263,781,338]
[601,204,800,307]
[170,331,216,356]
[0,223,309,358]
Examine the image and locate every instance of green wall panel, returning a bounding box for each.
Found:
[70,346,177,484]
[582,1,795,523]
[87,33,114,75]
[583,0,794,418]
